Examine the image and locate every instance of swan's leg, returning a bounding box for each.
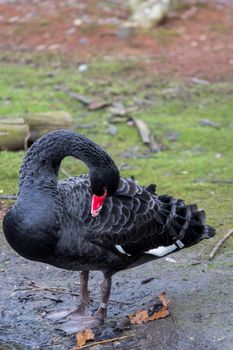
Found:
[77,270,92,315]
[46,270,91,321]
[51,272,113,334]
[95,272,112,321]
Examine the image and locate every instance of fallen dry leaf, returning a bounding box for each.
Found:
[128,292,171,324]
[159,291,171,309]
[76,329,94,348]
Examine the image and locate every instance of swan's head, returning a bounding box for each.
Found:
[90,167,120,217]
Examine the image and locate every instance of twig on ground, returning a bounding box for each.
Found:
[209,229,233,261]
[72,334,135,350]
[194,179,233,184]
[13,284,131,305]
[56,84,111,110]
[209,180,233,184]
[56,85,92,105]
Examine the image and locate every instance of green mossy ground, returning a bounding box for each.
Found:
[0,55,233,254]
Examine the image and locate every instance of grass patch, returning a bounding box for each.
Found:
[0,56,233,254]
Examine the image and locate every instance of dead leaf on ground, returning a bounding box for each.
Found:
[128,292,171,324]
[75,329,94,348]
[159,291,170,309]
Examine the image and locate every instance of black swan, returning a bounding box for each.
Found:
[3,129,215,333]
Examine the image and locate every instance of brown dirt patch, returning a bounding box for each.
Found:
[0,1,233,80]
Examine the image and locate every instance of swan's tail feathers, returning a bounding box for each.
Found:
[181,208,216,247]
[115,195,215,259]
[145,183,157,194]
[160,195,216,246]
[144,204,215,258]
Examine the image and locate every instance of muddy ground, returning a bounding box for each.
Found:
[0,228,233,350]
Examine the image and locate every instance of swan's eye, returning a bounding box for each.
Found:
[91,189,107,217]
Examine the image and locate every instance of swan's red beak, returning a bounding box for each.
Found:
[91,190,107,217]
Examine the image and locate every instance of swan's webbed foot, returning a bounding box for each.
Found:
[46,302,92,321]
[55,313,104,334]
[46,271,112,334]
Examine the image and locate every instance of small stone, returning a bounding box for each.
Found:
[116,25,134,39]
[215,153,222,159]
[36,44,46,51]
[166,131,180,142]
[8,16,20,24]
[78,64,88,72]
[66,28,76,35]
[73,18,82,26]
[191,78,210,85]
[107,125,117,136]
[191,41,198,47]
[199,34,206,41]
[213,45,223,52]
[48,44,61,51]
[79,37,88,45]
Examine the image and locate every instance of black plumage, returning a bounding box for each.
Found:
[3,129,215,332]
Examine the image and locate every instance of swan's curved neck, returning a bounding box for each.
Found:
[4,130,119,261]
[19,130,118,193]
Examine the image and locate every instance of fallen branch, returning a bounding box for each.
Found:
[133,119,162,152]
[134,119,150,144]
[209,229,233,261]
[72,334,135,350]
